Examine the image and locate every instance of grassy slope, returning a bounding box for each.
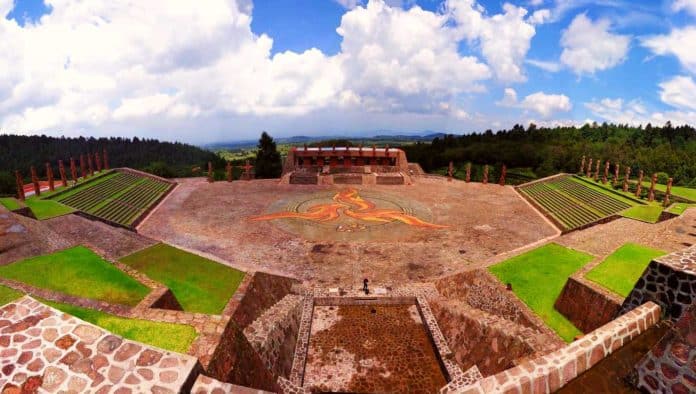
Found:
[620,205,664,223]
[0,197,22,210]
[24,197,75,219]
[44,300,197,353]
[570,176,642,206]
[489,243,593,342]
[120,243,245,314]
[640,180,696,202]
[667,203,696,215]
[0,246,149,306]
[50,170,118,201]
[0,285,22,306]
[586,243,666,297]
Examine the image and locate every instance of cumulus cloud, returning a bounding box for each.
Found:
[672,0,696,15]
[659,76,696,111]
[560,14,630,75]
[0,0,505,140]
[585,97,696,126]
[446,0,536,82]
[497,88,571,117]
[528,9,551,25]
[334,0,363,9]
[642,27,696,75]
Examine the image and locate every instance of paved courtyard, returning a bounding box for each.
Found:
[138,177,557,285]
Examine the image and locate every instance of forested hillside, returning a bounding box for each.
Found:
[402,122,696,187]
[0,135,223,195]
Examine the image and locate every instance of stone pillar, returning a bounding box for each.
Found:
[586,158,593,178]
[613,163,620,187]
[482,165,489,184]
[95,151,102,172]
[602,161,609,184]
[15,171,25,201]
[30,166,40,196]
[103,149,109,170]
[499,164,507,186]
[46,162,55,192]
[226,161,233,182]
[648,173,657,202]
[87,153,94,176]
[623,167,631,192]
[579,155,586,174]
[663,178,673,207]
[447,161,453,182]
[594,159,600,181]
[465,163,471,183]
[70,158,78,183]
[207,162,213,183]
[635,170,644,198]
[80,154,86,179]
[58,160,67,187]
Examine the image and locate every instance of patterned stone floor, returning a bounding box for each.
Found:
[304,304,447,393]
[0,296,199,393]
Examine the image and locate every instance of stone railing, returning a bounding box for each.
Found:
[455,302,661,393]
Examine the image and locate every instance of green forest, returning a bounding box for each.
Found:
[402,122,696,187]
[0,135,224,196]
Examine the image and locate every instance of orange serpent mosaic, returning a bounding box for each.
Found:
[249,188,448,229]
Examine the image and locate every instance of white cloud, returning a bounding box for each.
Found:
[560,13,630,75]
[334,0,363,9]
[673,0,696,15]
[642,27,696,75]
[525,59,561,72]
[529,9,551,25]
[659,76,696,111]
[446,0,536,83]
[585,97,696,126]
[0,0,500,140]
[498,88,572,117]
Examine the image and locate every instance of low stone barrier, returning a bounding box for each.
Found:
[455,301,661,393]
[555,276,622,333]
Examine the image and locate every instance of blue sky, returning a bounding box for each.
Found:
[2,0,696,143]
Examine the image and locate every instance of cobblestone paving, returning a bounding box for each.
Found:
[191,374,274,394]
[304,304,447,393]
[0,296,199,393]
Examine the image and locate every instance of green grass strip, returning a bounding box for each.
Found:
[43,300,197,353]
[120,243,245,314]
[0,197,23,211]
[489,243,593,342]
[639,181,696,202]
[586,243,666,297]
[0,246,149,306]
[86,178,147,214]
[570,176,642,206]
[23,198,75,220]
[620,205,664,223]
[0,285,22,306]
[49,171,119,201]
[666,203,696,215]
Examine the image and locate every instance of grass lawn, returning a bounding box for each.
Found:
[45,170,117,201]
[640,181,696,202]
[24,197,75,219]
[573,176,643,205]
[44,300,197,353]
[620,205,664,223]
[0,197,22,211]
[586,243,666,297]
[489,243,593,342]
[120,243,245,314]
[0,246,149,306]
[667,203,695,215]
[0,285,22,306]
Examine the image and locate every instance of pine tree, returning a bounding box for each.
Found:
[254,132,282,178]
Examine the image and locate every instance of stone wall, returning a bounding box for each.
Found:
[430,298,543,377]
[205,318,278,392]
[243,294,303,379]
[231,272,300,329]
[635,304,696,393]
[457,302,661,393]
[434,270,540,330]
[619,245,696,321]
[555,276,622,333]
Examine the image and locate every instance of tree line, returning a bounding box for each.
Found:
[0,134,224,196]
[401,122,696,187]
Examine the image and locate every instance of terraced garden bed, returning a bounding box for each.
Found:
[518,175,637,232]
[50,169,174,228]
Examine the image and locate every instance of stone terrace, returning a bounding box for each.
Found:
[0,296,199,393]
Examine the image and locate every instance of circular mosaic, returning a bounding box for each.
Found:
[249,188,447,242]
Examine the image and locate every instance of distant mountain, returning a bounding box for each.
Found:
[205,131,445,150]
